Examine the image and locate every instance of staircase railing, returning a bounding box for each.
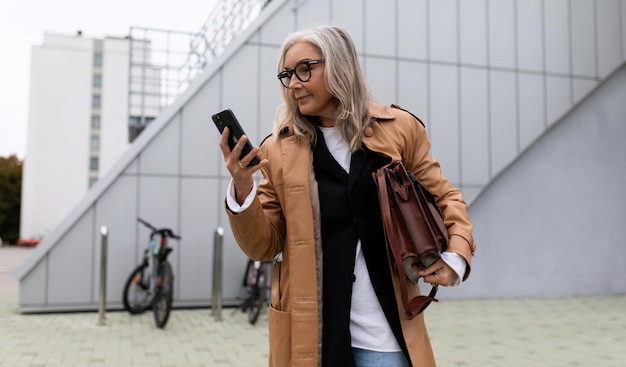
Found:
[127,0,271,141]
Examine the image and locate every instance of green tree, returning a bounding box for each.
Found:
[0,155,22,244]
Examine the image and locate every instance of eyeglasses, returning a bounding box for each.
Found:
[277,59,325,88]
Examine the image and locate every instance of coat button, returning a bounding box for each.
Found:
[364,126,374,137]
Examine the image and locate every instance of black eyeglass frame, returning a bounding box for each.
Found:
[277,59,325,88]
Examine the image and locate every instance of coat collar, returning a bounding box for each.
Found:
[368,101,396,121]
[277,101,397,138]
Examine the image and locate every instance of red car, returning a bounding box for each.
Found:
[16,238,42,247]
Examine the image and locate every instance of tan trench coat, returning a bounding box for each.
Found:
[227,102,476,367]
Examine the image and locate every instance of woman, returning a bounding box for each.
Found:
[219,25,476,367]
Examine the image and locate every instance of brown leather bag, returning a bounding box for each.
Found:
[373,161,448,319]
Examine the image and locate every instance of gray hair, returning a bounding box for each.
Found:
[273,25,371,151]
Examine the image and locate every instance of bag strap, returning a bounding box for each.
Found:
[375,166,439,319]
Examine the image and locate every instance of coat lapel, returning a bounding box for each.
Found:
[312,127,348,183]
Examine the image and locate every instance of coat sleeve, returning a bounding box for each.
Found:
[399,112,477,280]
[225,149,287,262]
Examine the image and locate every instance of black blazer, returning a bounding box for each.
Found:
[312,131,409,366]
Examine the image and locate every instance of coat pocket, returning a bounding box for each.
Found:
[268,305,291,367]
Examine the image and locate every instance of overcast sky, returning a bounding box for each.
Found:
[0,0,219,159]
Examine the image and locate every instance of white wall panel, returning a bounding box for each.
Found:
[259,45,283,135]
[517,0,543,72]
[546,75,572,125]
[222,45,261,145]
[518,73,545,151]
[47,210,94,304]
[259,1,295,45]
[247,27,260,45]
[19,257,47,307]
[623,0,626,61]
[365,57,396,105]
[178,177,248,305]
[429,0,458,64]
[331,1,365,50]
[460,67,489,186]
[544,0,570,74]
[490,70,517,175]
[597,0,623,77]
[124,158,138,174]
[397,61,428,119]
[488,0,516,70]
[429,64,460,184]
[178,178,218,301]
[571,0,597,77]
[461,187,483,206]
[573,79,599,103]
[297,0,330,28]
[459,0,487,66]
[93,176,138,304]
[398,0,427,60]
[139,114,181,175]
[137,177,180,229]
[180,75,221,176]
[365,0,395,56]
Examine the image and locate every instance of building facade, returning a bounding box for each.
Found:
[20,34,132,239]
[15,0,626,313]
[20,34,165,240]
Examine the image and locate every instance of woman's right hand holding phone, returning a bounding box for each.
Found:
[219,127,268,204]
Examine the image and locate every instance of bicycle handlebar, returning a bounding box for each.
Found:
[137,218,182,240]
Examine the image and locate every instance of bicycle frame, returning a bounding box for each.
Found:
[146,231,172,297]
[123,218,180,328]
[147,238,158,300]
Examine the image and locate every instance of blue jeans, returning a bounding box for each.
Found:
[352,347,411,367]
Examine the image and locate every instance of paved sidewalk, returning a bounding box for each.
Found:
[0,247,31,303]
[427,295,625,367]
[1,246,625,366]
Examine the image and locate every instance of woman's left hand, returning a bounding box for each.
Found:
[418,259,457,287]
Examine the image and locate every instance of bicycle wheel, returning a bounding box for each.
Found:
[248,265,266,325]
[122,264,151,314]
[153,261,174,328]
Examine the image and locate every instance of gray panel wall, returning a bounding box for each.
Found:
[440,64,626,299]
[15,0,626,312]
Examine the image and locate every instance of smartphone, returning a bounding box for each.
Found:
[212,109,260,167]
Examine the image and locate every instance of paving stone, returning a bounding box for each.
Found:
[1,247,625,366]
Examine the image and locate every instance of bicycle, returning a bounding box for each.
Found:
[122,218,181,328]
[234,259,270,325]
